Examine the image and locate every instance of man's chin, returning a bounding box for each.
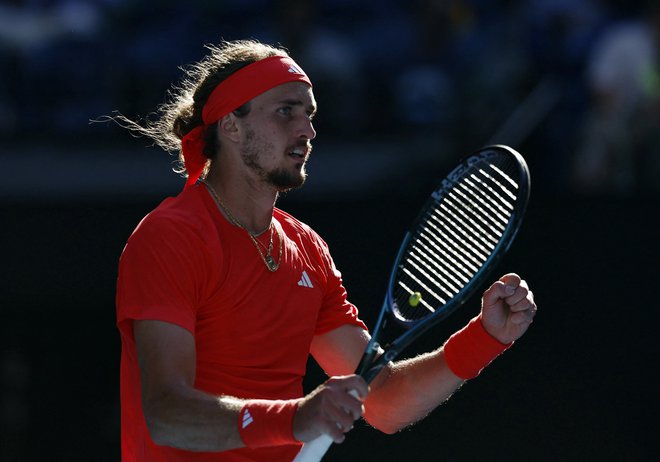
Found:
[269,168,307,192]
[276,178,306,193]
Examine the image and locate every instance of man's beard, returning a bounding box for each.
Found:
[266,165,307,191]
[241,128,309,191]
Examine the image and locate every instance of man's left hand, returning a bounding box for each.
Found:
[480,273,537,345]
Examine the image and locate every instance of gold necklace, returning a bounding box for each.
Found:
[203,181,282,272]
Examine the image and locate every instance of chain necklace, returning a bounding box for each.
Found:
[203,181,282,272]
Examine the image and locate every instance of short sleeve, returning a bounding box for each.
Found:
[313,237,367,335]
[116,216,211,335]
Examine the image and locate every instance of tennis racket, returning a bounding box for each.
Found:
[293,144,530,462]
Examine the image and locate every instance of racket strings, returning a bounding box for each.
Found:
[394,156,521,321]
[422,216,484,270]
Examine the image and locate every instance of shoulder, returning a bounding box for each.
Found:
[275,208,321,239]
[275,208,329,250]
[274,208,312,232]
[138,185,212,233]
[125,185,216,255]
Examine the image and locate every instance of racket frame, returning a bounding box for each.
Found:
[357,145,530,384]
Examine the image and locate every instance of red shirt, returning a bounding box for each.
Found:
[116,184,366,461]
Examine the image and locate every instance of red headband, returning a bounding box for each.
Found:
[181,55,312,188]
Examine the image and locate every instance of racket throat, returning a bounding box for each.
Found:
[356,342,380,379]
[362,362,388,384]
[356,341,401,384]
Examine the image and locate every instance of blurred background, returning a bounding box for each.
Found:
[1,0,658,460]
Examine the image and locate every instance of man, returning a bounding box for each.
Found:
[116,39,537,461]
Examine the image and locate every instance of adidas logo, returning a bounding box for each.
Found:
[287,64,303,75]
[298,271,314,288]
[242,409,254,429]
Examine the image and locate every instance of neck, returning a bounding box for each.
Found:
[203,171,277,235]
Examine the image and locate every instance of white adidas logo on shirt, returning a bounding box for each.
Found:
[298,271,314,288]
[242,409,254,429]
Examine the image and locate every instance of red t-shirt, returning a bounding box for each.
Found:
[116,184,366,461]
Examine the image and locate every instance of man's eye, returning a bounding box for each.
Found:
[278,106,292,116]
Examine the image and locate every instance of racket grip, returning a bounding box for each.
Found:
[292,434,333,462]
[292,389,360,462]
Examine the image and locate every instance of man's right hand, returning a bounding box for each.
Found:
[293,375,369,443]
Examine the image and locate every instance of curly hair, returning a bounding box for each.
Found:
[111,39,290,179]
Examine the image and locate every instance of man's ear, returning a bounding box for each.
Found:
[217,113,240,143]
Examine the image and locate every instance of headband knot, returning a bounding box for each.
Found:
[181,55,312,189]
[181,125,208,188]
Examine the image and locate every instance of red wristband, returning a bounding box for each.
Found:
[238,399,302,448]
[443,316,512,380]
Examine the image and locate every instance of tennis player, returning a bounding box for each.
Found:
[115,39,537,462]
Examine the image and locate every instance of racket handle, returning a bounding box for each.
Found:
[292,389,360,462]
[292,434,333,462]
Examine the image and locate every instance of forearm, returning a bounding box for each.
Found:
[144,386,245,451]
[364,315,513,434]
[363,348,463,434]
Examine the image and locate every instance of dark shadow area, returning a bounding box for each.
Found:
[1,193,657,460]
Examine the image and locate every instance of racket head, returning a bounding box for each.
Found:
[387,144,530,328]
